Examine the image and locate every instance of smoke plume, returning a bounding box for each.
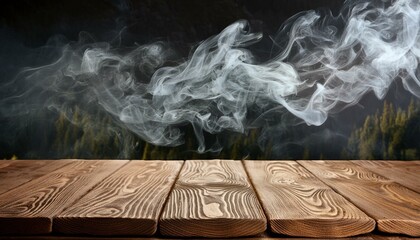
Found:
[1,0,419,154]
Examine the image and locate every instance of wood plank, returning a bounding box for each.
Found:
[298,160,420,237]
[0,160,14,169]
[0,160,128,235]
[352,160,420,174]
[352,161,420,193]
[0,160,72,195]
[0,236,161,240]
[369,234,414,240]
[54,160,183,236]
[0,234,378,240]
[159,160,266,238]
[244,160,375,237]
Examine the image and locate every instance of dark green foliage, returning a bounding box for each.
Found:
[52,108,271,159]
[344,99,420,160]
[6,98,420,160]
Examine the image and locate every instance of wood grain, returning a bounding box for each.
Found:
[0,234,377,240]
[0,160,72,195]
[159,160,266,238]
[0,160,14,169]
[299,160,420,237]
[54,160,183,236]
[244,160,375,237]
[352,160,420,193]
[0,160,127,235]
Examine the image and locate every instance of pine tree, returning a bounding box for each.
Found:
[229,135,242,160]
[262,140,273,159]
[359,116,378,159]
[302,147,310,160]
[346,99,419,160]
[346,128,360,159]
[54,112,68,155]
[150,145,160,159]
[389,108,407,159]
[142,143,151,160]
[380,102,391,159]
[166,147,178,160]
[408,98,416,118]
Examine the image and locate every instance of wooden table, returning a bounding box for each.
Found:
[0,160,418,239]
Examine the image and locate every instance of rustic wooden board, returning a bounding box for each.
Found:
[369,235,414,240]
[0,233,378,240]
[244,160,375,237]
[0,160,72,195]
[298,160,420,237]
[0,160,128,235]
[353,160,420,174]
[0,160,14,169]
[54,160,183,236]
[159,160,266,238]
[352,160,420,193]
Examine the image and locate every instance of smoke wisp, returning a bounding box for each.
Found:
[1,0,419,154]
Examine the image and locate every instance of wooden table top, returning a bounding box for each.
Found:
[0,159,418,239]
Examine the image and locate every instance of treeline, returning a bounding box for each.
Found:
[53,108,270,160]
[343,99,420,160]
[6,99,420,160]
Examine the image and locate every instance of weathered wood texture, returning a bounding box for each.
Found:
[352,160,420,193]
[0,160,71,195]
[0,233,378,240]
[369,234,415,240]
[0,160,14,169]
[159,160,266,238]
[0,160,127,235]
[299,160,420,237]
[54,160,183,236]
[244,160,375,237]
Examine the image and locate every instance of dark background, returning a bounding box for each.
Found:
[0,0,344,46]
[1,0,418,160]
[0,0,346,82]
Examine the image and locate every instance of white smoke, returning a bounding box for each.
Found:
[2,0,419,153]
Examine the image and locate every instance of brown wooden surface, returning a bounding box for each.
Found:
[0,160,128,235]
[0,232,415,239]
[352,160,420,193]
[54,160,183,236]
[159,160,266,238]
[0,160,71,195]
[0,160,14,169]
[0,233,380,240]
[298,160,420,237]
[0,159,419,238]
[244,160,375,237]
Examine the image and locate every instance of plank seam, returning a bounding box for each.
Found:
[296,160,378,230]
[157,160,185,233]
[240,160,270,228]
